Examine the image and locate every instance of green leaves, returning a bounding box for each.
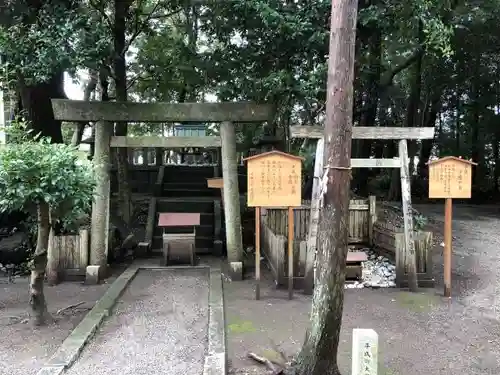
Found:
[0,2,111,86]
[0,136,97,220]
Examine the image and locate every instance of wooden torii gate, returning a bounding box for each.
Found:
[52,99,273,282]
[290,125,435,293]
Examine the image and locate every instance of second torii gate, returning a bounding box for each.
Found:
[290,125,435,293]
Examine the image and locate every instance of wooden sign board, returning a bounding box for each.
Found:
[207,178,223,189]
[244,150,303,208]
[428,156,477,199]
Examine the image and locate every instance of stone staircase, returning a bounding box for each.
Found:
[151,165,222,256]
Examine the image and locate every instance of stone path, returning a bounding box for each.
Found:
[65,268,209,375]
[415,204,500,319]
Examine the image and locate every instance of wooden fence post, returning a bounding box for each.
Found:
[398,139,418,291]
[46,228,59,285]
[304,137,324,294]
[79,229,90,269]
[368,195,377,246]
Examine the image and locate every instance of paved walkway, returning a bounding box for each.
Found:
[65,268,209,375]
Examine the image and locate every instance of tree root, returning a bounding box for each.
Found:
[56,301,85,315]
[0,315,29,326]
[269,339,288,366]
[247,353,285,375]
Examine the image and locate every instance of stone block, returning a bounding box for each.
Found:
[228,261,243,281]
[85,265,101,285]
[137,242,151,258]
[213,240,223,257]
[352,328,378,375]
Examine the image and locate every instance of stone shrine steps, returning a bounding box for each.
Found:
[152,197,217,255]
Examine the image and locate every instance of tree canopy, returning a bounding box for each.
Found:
[1,0,500,200]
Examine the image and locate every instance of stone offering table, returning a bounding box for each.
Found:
[346,251,368,280]
[158,212,200,266]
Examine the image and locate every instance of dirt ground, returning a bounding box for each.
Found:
[0,266,125,375]
[225,204,500,375]
[3,204,500,375]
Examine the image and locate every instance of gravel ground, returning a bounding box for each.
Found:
[65,268,209,375]
[0,271,121,375]
[227,205,500,375]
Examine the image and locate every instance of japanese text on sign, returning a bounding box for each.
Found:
[352,329,378,375]
[362,342,374,375]
[246,152,302,207]
[428,158,473,199]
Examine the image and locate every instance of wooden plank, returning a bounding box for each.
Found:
[398,139,418,291]
[348,203,369,210]
[79,229,89,269]
[303,137,324,294]
[145,197,157,245]
[351,158,400,168]
[290,126,435,140]
[110,136,222,148]
[346,251,368,262]
[368,196,377,246]
[52,99,274,123]
[158,212,201,227]
[266,201,367,210]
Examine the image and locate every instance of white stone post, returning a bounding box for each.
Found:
[352,328,378,375]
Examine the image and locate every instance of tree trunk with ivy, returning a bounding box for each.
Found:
[71,70,98,146]
[30,202,51,326]
[17,71,65,143]
[113,0,133,224]
[292,0,357,374]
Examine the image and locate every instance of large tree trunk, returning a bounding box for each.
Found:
[470,54,482,188]
[71,70,98,146]
[493,133,500,194]
[113,0,133,224]
[353,20,381,195]
[18,71,65,143]
[406,23,424,178]
[293,0,357,374]
[30,202,51,326]
[387,108,401,200]
[389,23,423,199]
[416,93,441,178]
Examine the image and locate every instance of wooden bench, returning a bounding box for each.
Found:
[158,213,200,266]
[346,251,368,280]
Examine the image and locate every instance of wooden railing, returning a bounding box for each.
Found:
[261,196,377,290]
[264,197,377,244]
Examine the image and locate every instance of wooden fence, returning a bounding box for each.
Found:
[261,196,377,289]
[46,229,90,284]
[372,222,434,288]
[265,197,377,243]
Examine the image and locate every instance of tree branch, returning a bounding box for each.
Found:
[88,0,113,29]
[379,47,424,87]
[124,6,183,55]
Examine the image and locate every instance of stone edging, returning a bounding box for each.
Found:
[36,264,227,375]
[204,268,227,375]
